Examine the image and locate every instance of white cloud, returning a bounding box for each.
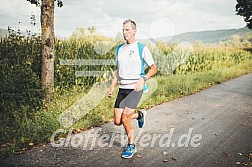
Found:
[0,0,246,38]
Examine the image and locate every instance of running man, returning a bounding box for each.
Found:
[108,19,158,158]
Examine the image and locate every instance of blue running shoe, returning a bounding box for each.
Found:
[121,144,137,158]
[137,109,147,128]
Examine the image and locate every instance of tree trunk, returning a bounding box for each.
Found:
[41,0,55,103]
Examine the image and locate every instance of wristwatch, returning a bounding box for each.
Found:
[143,76,148,81]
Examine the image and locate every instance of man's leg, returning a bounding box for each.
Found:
[121,107,139,158]
[117,90,143,158]
[121,90,143,143]
[121,107,137,144]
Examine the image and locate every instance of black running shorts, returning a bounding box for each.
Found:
[114,88,143,109]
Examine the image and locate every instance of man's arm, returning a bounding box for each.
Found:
[144,64,158,79]
[108,69,118,98]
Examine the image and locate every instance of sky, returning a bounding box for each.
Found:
[0,0,246,39]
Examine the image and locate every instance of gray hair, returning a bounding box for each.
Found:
[123,19,136,29]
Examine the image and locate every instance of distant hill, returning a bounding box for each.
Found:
[157,27,252,44]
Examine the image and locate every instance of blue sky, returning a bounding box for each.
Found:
[0,0,246,39]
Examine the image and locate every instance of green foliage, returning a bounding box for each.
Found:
[151,43,252,75]
[0,28,42,109]
[236,0,252,29]
[54,33,116,90]
[0,28,43,146]
[175,46,252,74]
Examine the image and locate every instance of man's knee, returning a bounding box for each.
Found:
[121,114,131,125]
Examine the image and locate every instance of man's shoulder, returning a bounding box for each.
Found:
[137,41,145,46]
[116,43,125,56]
[116,43,125,49]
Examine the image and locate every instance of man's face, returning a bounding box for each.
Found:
[122,22,136,41]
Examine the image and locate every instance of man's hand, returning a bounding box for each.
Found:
[108,70,118,98]
[108,86,115,98]
[135,78,145,91]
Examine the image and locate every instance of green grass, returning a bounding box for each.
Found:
[58,59,252,131]
[61,60,252,130]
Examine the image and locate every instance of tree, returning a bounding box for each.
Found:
[87,26,96,34]
[27,0,63,103]
[236,0,252,29]
[70,28,85,39]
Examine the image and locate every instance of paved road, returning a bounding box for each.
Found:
[1,73,252,167]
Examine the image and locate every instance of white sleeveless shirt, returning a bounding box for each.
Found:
[116,41,155,89]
